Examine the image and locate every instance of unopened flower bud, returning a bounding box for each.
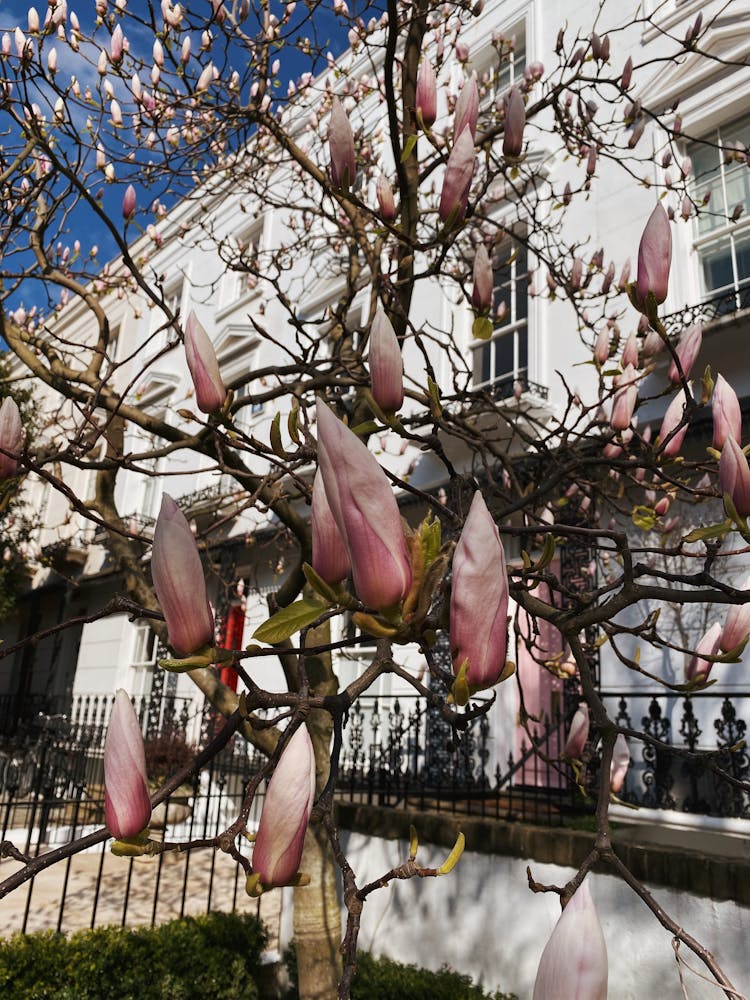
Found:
[416,57,437,128]
[252,725,315,890]
[151,495,215,655]
[184,310,227,414]
[635,203,671,310]
[316,402,411,610]
[533,882,608,1000]
[0,397,23,478]
[104,689,152,840]
[369,307,404,413]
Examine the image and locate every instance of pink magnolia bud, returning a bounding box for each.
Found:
[439,125,475,225]
[369,308,404,413]
[570,257,583,290]
[712,374,742,450]
[621,331,639,368]
[151,494,215,655]
[617,257,631,292]
[0,397,23,478]
[642,328,663,357]
[455,41,469,63]
[610,733,630,793]
[721,576,750,652]
[311,469,350,585]
[657,387,690,458]
[252,725,315,890]
[610,364,638,431]
[668,322,702,383]
[450,491,510,694]
[503,86,525,158]
[122,183,136,220]
[636,203,671,309]
[471,244,493,313]
[685,621,722,684]
[195,61,213,92]
[564,703,589,758]
[184,310,227,414]
[110,23,123,63]
[719,436,750,518]
[376,174,397,222]
[329,97,356,190]
[533,882,608,1000]
[621,55,633,90]
[104,689,152,839]
[416,57,437,128]
[593,327,610,364]
[454,72,478,142]
[316,401,411,610]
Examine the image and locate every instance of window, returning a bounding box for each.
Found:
[130,621,158,696]
[219,223,263,310]
[105,324,119,374]
[471,240,529,397]
[129,375,177,521]
[215,324,264,426]
[472,26,526,111]
[690,114,750,311]
[149,278,184,353]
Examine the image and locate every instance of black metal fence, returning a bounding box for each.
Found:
[0,708,269,938]
[604,689,750,818]
[2,686,749,937]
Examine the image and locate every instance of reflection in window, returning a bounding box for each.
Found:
[690,115,750,311]
[472,241,529,397]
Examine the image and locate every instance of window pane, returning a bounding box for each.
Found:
[701,238,734,295]
[734,233,750,287]
[515,245,529,321]
[473,343,491,385]
[724,163,750,220]
[494,332,514,379]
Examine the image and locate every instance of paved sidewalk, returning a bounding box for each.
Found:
[0,847,282,948]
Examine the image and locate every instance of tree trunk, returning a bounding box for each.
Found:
[293,609,343,1000]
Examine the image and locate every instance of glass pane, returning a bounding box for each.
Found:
[515,245,529,321]
[701,238,734,295]
[723,163,750,220]
[494,332,514,379]
[734,233,750,286]
[473,344,491,385]
[692,143,723,235]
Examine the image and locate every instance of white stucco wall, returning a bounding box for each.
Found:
[340,830,749,999]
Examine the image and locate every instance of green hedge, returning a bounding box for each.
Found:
[285,947,517,1000]
[0,911,267,1000]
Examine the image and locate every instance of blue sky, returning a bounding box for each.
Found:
[0,0,353,317]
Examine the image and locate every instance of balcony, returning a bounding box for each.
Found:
[662,283,750,340]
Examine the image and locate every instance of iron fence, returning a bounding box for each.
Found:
[0,721,269,938]
[603,689,750,818]
[2,685,750,938]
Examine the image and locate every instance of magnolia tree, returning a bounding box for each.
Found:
[0,0,748,997]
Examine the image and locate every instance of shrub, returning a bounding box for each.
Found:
[284,946,517,1000]
[143,730,197,782]
[0,911,267,1000]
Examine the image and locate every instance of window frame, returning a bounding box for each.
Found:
[470,236,531,398]
[688,116,750,310]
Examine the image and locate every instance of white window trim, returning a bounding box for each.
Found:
[216,215,269,318]
[467,226,537,397]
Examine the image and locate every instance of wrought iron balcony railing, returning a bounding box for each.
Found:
[662,283,750,339]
